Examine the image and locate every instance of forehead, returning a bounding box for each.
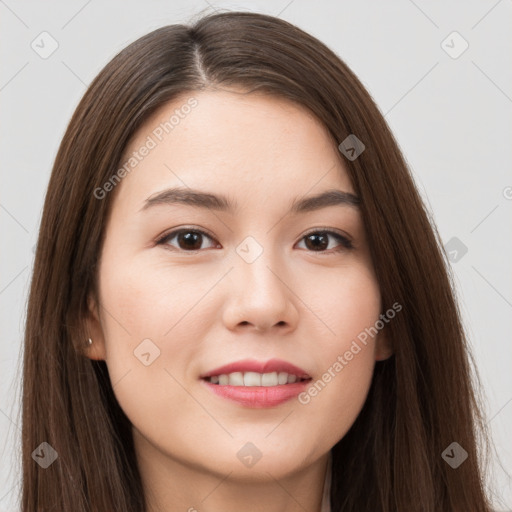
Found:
[115,88,354,211]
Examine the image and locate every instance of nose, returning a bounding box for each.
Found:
[221,247,299,334]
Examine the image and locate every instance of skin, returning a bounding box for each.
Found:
[86,88,393,512]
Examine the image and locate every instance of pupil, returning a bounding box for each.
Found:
[179,232,201,250]
[306,233,327,251]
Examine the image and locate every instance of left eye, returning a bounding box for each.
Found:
[296,230,353,252]
[157,229,353,253]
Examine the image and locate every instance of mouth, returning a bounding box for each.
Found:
[202,371,310,386]
[200,359,312,408]
[200,358,311,385]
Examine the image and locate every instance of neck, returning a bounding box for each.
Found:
[133,429,331,512]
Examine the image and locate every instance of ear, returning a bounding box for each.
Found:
[374,327,394,361]
[84,293,107,361]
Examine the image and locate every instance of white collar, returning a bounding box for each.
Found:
[320,451,332,512]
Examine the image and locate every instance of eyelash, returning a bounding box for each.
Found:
[155,226,354,254]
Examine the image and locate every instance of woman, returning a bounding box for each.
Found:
[21,10,493,511]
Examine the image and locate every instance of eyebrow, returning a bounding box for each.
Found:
[141,187,360,214]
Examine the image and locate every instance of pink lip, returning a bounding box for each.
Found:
[199,358,311,379]
[201,380,310,408]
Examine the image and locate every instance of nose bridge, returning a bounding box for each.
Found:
[235,234,285,297]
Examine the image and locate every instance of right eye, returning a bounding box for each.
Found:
[156,228,220,252]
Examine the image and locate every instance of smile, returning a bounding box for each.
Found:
[200,358,312,408]
[203,371,309,386]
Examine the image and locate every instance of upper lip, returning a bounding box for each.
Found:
[200,358,311,379]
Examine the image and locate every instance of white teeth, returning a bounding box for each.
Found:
[228,372,244,386]
[261,372,278,386]
[244,371,261,386]
[206,371,307,386]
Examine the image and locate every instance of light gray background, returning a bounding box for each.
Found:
[1,1,511,510]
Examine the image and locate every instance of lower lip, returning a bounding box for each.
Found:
[201,379,310,408]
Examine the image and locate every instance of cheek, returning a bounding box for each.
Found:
[96,246,220,411]
[96,254,210,453]
[98,247,216,347]
[299,257,381,358]
[295,266,380,440]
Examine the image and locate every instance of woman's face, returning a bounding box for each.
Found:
[87,88,391,481]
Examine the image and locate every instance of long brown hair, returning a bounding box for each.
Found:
[21,10,493,511]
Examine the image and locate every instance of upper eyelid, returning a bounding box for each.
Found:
[157,226,215,244]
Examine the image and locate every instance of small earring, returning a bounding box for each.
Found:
[87,338,93,346]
